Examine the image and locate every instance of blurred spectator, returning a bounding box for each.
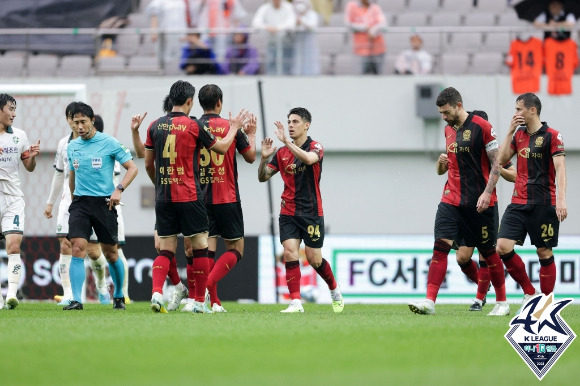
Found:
[292,0,320,75]
[344,0,387,75]
[394,34,433,75]
[97,38,117,59]
[191,0,248,61]
[146,0,190,64]
[533,0,576,40]
[180,33,222,75]
[221,29,260,75]
[252,0,297,75]
[311,0,334,26]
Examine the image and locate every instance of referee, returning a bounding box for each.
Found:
[64,102,138,310]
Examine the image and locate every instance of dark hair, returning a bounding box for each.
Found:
[0,93,16,110]
[169,80,195,107]
[65,101,79,118]
[470,110,488,121]
[198,84,223,111]
[162,94,173,114]
[71,102,95,120]
[287,107,312,123]
[436,87,463,107]
[516,93,542,116]
[94,115,104,132]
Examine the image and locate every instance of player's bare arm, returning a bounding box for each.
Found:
[273,121,319,165]
[436,153,448,175]
[22,139,40,172]
[144,149,156,185]
[477,147,500,213]
[69,169,75,198]
[210,109,249,155]
[553,155,567,222]
[258,137,277,182]
[108,159,138,210]
[130,112,147,159]
[242,113,257,164]
[500,164,516,183]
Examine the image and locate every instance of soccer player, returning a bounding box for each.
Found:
[64,102,138,310]
[145,80,248,314]
[258,107,344,313]
[436,110,517,312]
[44,103,111,306]
[94,115,131,303]
[0,93,40,310]
[496,93,567,308]
[176,84,257,313]
[408,87,510,316]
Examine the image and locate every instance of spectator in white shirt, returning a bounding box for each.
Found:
[394,34,433,75]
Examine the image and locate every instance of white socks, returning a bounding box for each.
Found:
[59,254,73,299]
[90,253,108,290]
[6,254,23,299]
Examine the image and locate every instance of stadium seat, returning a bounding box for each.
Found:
[497,10,529,27]
[137,35,157,56]
[127,56,162,75]
[243,0,267,14]
[464,12,497,27]
[333,53,357,75]
[96,56,126,74]
[439,53,470,74]
[27,54,59,77]
[317,31,348,57]
[406,0,441,13]
[386,31,413,55]
[470,52,506,74]
[319,53,333,75]
[57,55,94,77]
[139,0,154,12]
[420,32,445,55]
[476,0,509,13]
[395,13,428,28]
[128,13,150,28]
[383,54,398,75]
[115,33,141,57]
[445,32,483,54]
[440,0,474,13]
[0,55,25,77]
[483,31,512,53]
[328,13,345,27]
[430,13,462,27]
[377,0,406,13]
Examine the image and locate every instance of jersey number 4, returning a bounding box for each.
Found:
[163,134,177,164]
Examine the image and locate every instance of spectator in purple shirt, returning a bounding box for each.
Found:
[221,29,260,75]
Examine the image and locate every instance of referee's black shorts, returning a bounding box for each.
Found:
[68,196,118,245]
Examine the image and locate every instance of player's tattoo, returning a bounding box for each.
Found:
[258,156,275,182]
[485,148,500,194]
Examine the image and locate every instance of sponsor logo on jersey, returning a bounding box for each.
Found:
[518,148,530,158]
[91,157,103,170]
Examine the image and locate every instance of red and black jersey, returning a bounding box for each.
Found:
[441,114,499,207]
[144,112,217,202]
[197,113,251,204]
[510,123,565,205]
[268,137,324,216]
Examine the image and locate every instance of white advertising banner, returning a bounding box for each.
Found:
[258,235,580,304]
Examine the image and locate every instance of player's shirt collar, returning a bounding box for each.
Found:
[5,126,13,133]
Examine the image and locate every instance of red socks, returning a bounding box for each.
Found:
[459,260,479,284]
[539,256,556,295]
[191,249,211,302]
[314,258,337,290]
[151,250,174,294]
[186,258,195,300]
[501,250,536,295]
[285,260,301,300]
[476,260,490,301]
[480,250,506,302]
[426,239,451,302]
[167,255,181,286]
[207,250,241,306]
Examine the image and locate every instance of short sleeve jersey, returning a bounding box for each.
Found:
[506,37,543,94]
[510,123,565,205]
[198,113,251,205]
[0,126,31,197]
[53,133,73,201]
[268,137,324,216]
[144,112,217,203]
[441,114,499,207]
[67,131,133,197]
[544,38,578,95]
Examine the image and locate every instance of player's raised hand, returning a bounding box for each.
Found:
[29,140,41,157]
[229,109,249,130]
[131,112,147,132]
[244,113,257,135]
[274,121,288,144]
[261,137,277,158]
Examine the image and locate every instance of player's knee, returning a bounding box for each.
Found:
[536,247,552,259]
[159,249,175,261]
[496,243,511,256]
[282,249,298,262]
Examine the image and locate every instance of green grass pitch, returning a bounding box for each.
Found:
[1,302,578,385]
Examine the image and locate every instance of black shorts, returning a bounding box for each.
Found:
[498,204,559,248]
[155,200,208,237]
[458,206,499,248]
[279,215,324,248]
[207,202,244,240]
[434,202,497,250]
[68,196,118,245]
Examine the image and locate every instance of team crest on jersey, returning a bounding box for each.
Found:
[518,148,530,158]
[505,293,576,381]
[535,137,544,147]
[285,164,297,174]
[57,224,62,232]
[73,159,79,170]
[91,158,102,170]
[447,142,458,153]
[462,130,471,141]
[444,189,450,196]
[121,144,130,153]
[12,137,19,144]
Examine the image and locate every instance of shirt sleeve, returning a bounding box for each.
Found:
[19,131,32,160]
[311,141,324,161]
[510,130,519,152]
[481,122,499,152]
[111,138,133,165]
[236,129,251,154]
[54,139,64,171]
[552,131,565,156]
[144,121,155,150]
[198,121,218,149]
[268,149,280,172]
[67,143,75,171]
